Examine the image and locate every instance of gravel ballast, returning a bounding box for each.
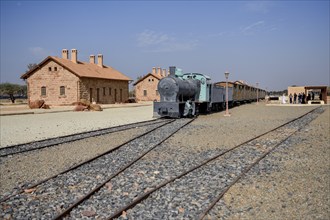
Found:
[0,126,150,196]
[1,103,329,219]
[113,106,325,219]
[0,119,191,219]
[207,105,330,220]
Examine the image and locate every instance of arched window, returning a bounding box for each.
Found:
[41,86,46,96]
[60,86,65,95]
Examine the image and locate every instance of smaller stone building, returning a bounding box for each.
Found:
[21,49,131,105]
[288,86,328,104]
[134,67,168,102]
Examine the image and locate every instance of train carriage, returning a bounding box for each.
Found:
[154,66,266,118]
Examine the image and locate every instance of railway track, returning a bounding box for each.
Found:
[0,107,323,219]
[0,119,164,157]
[0,118,195,219]
[39,106,321,220]
[102,107,323,219]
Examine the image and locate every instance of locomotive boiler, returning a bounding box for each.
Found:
[154,66,200,118]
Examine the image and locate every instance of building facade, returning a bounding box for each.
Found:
[21,49,131,105]
[134,67,167,102]
[288,86,328,104]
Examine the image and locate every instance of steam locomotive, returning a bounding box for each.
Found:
[153,66,233,118]
[153,66,266,118]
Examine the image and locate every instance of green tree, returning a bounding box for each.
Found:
[129,89,135,98]
[136,75,144,81]
[26,63,37,72]
[0,83,25,103]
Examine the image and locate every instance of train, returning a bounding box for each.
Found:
[153,66,266,118]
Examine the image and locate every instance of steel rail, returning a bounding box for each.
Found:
[106,106,321,219]
[0,119,163,157]
[53,118,195,220]
[0,119,174,203]
[197,123,306,219]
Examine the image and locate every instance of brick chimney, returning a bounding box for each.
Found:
[97,54,103,67]
[90,55,95,64]
[163,69,167,77]
[152,67,156,75]
[62,49,69,59]
[158,67,162,77]
[71,49,77,63]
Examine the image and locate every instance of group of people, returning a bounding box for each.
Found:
[288,91,321,104]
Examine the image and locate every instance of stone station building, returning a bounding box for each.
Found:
[21,49,131,105]
[288,86,328,104]
[134,67,168,102]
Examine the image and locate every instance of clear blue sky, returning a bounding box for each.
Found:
[1,0,329,91]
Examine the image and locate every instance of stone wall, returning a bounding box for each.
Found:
[80,78,129,104]
[27,60,129,105]
[27,60,79,105]
[135,75,160,101]
[287,86,305,96]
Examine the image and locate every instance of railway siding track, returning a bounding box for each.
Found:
[41,107,323,219]
[0,107,324,219]
[0,118,193,219]
[0,119,163,157]
[96,107,322,219]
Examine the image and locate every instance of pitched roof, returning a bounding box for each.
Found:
[21,56,131,81]
[133,73,163,86]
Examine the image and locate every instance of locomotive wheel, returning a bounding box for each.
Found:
[195,104,200,116]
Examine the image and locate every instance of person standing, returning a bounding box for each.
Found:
[307,93,311,102]
[289,93,293,104]
[294,93,297,104]
[302,93,306,104]
[282,94,286,104]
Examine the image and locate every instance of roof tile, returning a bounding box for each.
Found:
[21,56,131,81]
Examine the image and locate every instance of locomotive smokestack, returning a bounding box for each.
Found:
[169,66,176,76]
